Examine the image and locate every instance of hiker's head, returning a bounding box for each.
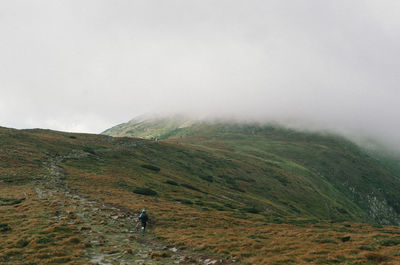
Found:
[141,209,146,213]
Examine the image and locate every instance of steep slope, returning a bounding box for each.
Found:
[103,117,400,225]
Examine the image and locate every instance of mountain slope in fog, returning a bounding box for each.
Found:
[103,116,400,225]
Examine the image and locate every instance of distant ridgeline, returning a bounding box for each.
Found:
[103,116,400,225]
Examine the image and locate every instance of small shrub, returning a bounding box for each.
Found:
[64,236,81,244]
[315,238,336,244]
[165,180,178,186]
[340,236,351,242]
[236,176,255,183]
[181,183,200,191]
[209,204,225,211]
[242,207,261,214]
[272,174,290,186]
[365,253,391,262]
[218,174,235,185]
[0,197,25,206]
[83,146,96,155]
[15,239,29,248]
[51,226,72,234]
[175,199,193,205]
[331,227,355,233]
[141,164,160,172]
[379,237,400,246]
[224,203,239,209]
[360,245,376,251]
[288,219,318,226]
[0,163,9,168]
[230,184,245,192]
[133,187,158,196]
[248,235,268,239]
[199,175,213,182]
[69,136,77,139]
[194,200,204,206]
[36,237,53,244]
[3,249,21,258]
[33,253,50,259]
[2,178,14,183]
[12,198,25,205]
[0,223,11,232]
[271,218,284,224]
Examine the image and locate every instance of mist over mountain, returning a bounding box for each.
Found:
[103,112,400,157]
[1,1,400,151]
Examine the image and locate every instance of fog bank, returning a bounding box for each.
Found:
[1,0,399,150]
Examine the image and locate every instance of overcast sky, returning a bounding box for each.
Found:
[1,1,399,149]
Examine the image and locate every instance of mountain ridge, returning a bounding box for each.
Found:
[102,116,400,225]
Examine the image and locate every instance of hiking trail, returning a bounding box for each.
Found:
[34,152,225,265]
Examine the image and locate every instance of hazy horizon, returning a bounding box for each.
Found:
[1,1,400,150]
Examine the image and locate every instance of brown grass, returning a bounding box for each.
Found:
[63,172,400,265]
[0,184,85,264]
[2,128,400,264]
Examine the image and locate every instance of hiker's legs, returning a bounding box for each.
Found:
[141,222,147,235]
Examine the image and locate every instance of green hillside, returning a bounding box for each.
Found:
[103,118,400,225]
[102,114,196,140]
[2,123,400,264]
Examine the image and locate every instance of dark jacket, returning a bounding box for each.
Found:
[139,212,149,224]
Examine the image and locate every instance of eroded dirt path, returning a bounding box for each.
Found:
[34,153,222,265]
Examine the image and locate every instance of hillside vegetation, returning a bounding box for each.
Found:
[104,117,400,225]
[1,121,400,264]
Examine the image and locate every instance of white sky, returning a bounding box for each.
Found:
[1,1,399,149]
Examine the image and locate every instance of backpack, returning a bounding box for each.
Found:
[139,212,148,223]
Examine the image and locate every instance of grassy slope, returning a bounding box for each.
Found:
[104,120,400,225]
[102,115,192,140]
[2,125,400,264]
[0,127,88,264]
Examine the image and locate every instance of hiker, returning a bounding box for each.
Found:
[138,209,149,236]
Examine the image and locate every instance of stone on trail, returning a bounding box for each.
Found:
[137,253,149,259]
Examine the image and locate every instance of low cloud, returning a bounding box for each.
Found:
[1,0,399,150]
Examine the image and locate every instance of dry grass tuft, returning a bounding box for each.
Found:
[63,236,81,244]
[151,250,171,259]
[365,253,392,262]
[47,256,72,263]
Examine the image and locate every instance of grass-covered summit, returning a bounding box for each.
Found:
[102,114,197,140]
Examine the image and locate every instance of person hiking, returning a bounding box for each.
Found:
[138,209,149,236]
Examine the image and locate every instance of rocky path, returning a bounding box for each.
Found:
[34,153,222,265]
